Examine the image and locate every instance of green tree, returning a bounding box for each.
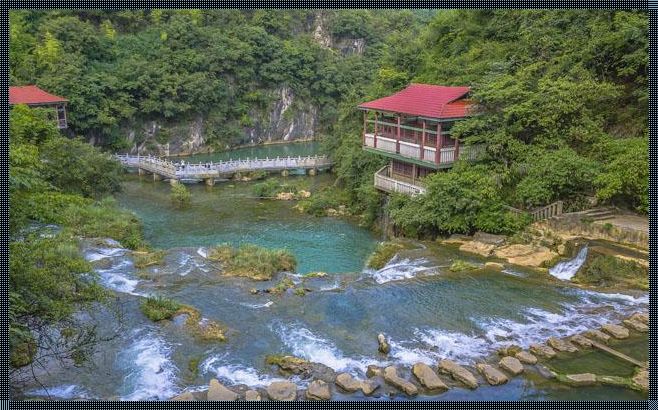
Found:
[170,182,191,207]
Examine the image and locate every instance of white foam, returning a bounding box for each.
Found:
[177,252,210,276]
[27,384,92,400]
[202,355,284,387]
[196,247,208,258]
[85,247,127,262]
[96,260,141,295]
[117,331,179,401]
[367,255,437,284]
[549,246,588,280]
[239,301,274,309]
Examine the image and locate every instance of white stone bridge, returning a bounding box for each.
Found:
[115,154,333,185]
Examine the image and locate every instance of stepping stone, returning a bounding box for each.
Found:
[267,381,297,401]
[623,319,648,333]
[529,344,556,359]
[547,337,578,353]
[306,380,331,401]
[499,356,524,376]
[171,391,196,401]
[366,365,383,378]
[335,373,362,393]
[438,360,478,389]
[360,379,379,396]
[207,379,239,401]
[514,351,537,364]
[584,329,611,343]
[629,312,649,325]
[601,323,629,339]
[536,364,556,379]
[632,369,649,392]
[564,373,597,386]
[245,390,261,401]
[497,345,522,356]
[476,363,508,386]
[383,366,418,396]
[412,362,448,391]
[569,334,593,348]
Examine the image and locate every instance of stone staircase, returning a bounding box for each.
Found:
[582,207,617,222]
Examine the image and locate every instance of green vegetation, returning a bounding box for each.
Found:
[366,242,405,269]
[207,243,297,280]
[133,249,166,269]
[296,187,352,217]
[140,296,183,321]
[449,260,479,272]
[574,254,648,290]
[267,277,296,295]
[170,182,191,207]
[252,179,302,198]
[140,297,226,341]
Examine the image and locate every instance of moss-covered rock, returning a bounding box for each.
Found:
[208,243,296,281]
[366,242,405,270]
[573,253,648,290]
[133,249,165,269]
[449,259,479,272]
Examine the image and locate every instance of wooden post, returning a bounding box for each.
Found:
[412,163,416,184]
[396,115,401,153]
[373,112,378,149]
[363,111,367,146]
[435,123,443,164]
[420,120,426,160]
[454,135,460,161]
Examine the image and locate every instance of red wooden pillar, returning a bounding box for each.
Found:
[435,123,443,164]
[373,112,378,149]
[396,115,401,153]
[420,120,426,160]
[454,136,460,161]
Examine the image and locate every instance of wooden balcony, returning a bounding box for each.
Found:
[374,165,426,196]
[364,133,483,169]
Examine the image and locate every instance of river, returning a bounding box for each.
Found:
[15,142,648,401]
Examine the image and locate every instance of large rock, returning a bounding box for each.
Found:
[569,334,593,348]
[360,379,379,396]
[497,345,522,356]
[366,365,383,378]
[412,363,448,391]
[623,319,648,333]
[438,360,478,389]
[473,232,506,245]
[245,390,261,401]
[171,391,196,401]
[484,262,505,271]
[493,244,557,267]
[584,329,611,343]
[306,380,331,401]
[629,312,649,325]
[547,337,578,353]
[529,344,556,359]
[459,241,496,257]
[267,355,336,382]
[267,381,297,401]
[335,373,362,393]
[601,323,630,339]
[514,351,538,365]
[383,366,419,396]
[499,356,524,376]
[378,333,391,354]
[207,379,239,401]
[564,373,597,386]
[476,364,508,386]
[632,369,649,392]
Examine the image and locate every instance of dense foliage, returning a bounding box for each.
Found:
[9,105,143,375]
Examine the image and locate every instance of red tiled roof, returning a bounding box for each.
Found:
[358,83,472,119]
[9,85,68,105]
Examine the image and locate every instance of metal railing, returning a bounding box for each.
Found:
[505,200,564,222]
[374,165,426,196]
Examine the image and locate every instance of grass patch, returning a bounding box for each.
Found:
[140,296,182,321]
[133,249,166,269]
[140,298,226,342]
[573,254,648,290]
[366,242,405,269]
[449,259,479,272]
[295,187,350,217]
[268,277,296,295]
[208,243,297,280]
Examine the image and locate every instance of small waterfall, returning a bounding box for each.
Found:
[549,246,588,281]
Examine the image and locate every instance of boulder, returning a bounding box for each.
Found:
[171,392,196,401]
[484,262,505,271]
[569,334,593,348]
[629,312,649,325]
[245,390,261,401]
[623,319,648,333]
[306,380,331,401]
[266,381,297,401]
[547,337,578,353]
[360,379,379,396]
[377,333,391,354]
[476,363,508,386]
[493,244,557,268]
[514,351,538,365]
[266,355,336,382]
[366,365,383,378]
[207,379,239,401]
[632,369,649,392]
[459,241,496,257]
[412,363,448,391]
[438,360,478,389]
[497,345,523,356]
[499,356,524,376]
[335,373,362,393]
[383,366,419,396]
[529,344,556,359]
[601,323,630,339]
[473,232,506,245]
[584,329,611,343]
[536,364,556,379]
[564,373,597,386]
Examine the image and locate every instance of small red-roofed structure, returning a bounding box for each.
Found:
[358,84,483,196]
[9,85,68,129]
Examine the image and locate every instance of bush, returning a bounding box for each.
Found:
[252,179,301,198]
[207,243,297,280]
[140,296,182,321]
[170,183,191,208]
[366,242,405,269]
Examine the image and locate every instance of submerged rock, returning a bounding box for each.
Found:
[484,262,505,271]
[623,319,648,333]
[438,360,478,389]
[514,351,538,365]
[383,366,418,396]
[171,391,196,401]
[207,379,239,401]
[601,323,630,339]
[377,333,390,354]
[245,390,261,401]
[547,337,579,353]
[476,363,508,386]
[536,364,557,379]
[529,343,557,359]
[632,369,649,392]
[266,355,335,382]
[499,356,524,376]
[335,373,378,395]
[497,345,522,357]
[266,381,297,401]
[412,363,448,391]
[564,373,597,386]
[629,312,649,325]
[306,380,331,401]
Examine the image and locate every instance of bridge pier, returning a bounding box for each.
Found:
[153,173,162,182]
[205,177,215,186]
[308,168,317,176]
[281,169,289,177]
[138,168,145,176]
[170,178,179,186]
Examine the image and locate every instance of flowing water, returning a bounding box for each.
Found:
[14,142,648,400]
[549,246,588,281]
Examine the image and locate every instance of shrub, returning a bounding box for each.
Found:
[140,296,182,321]
[170,183,191,208]
[207,243,297,280]
[449,260,479,272]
